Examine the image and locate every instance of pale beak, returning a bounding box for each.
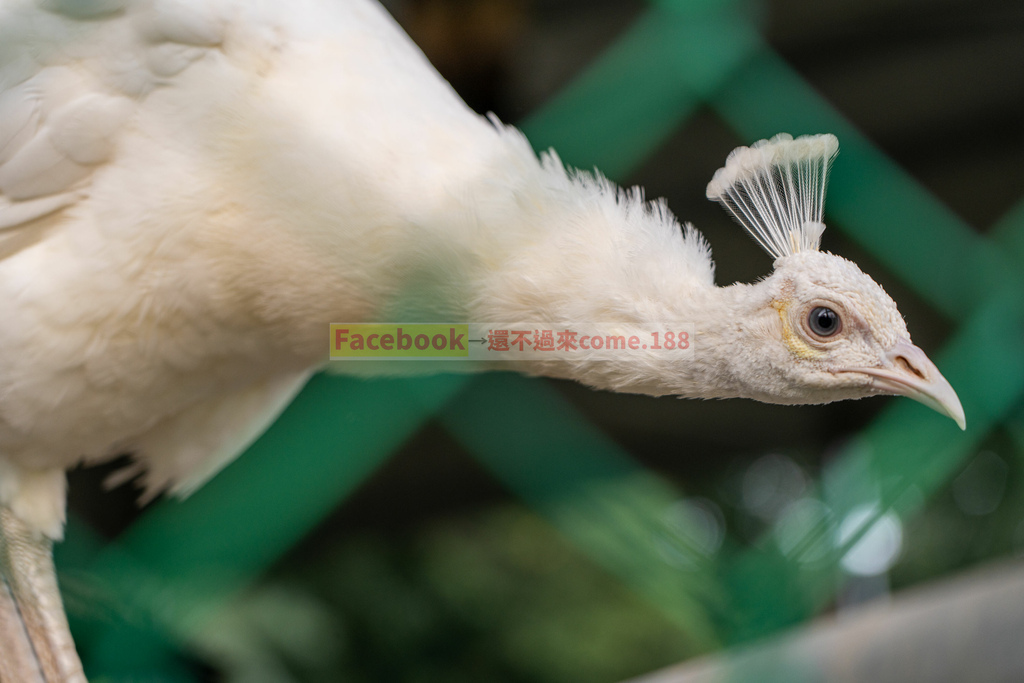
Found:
[843,340,966,430]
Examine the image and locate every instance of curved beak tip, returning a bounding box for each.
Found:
[903,371,966,431]
[944,395,967,431]
[847,341,966,431]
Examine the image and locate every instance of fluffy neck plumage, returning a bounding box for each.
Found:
[450,140,783,400]
[224,107,784,401]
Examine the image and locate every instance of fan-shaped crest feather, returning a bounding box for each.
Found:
[706,133,838,262]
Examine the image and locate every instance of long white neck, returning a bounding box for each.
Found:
[190,32,781,399]
[205,105,785,398]
[458,154,780,398]
[357,129,782,399]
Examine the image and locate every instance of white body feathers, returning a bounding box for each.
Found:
[0,0,720,536]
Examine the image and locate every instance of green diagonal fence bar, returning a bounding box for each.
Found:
[523,4,757,177]
[436,373,724,650]
[62,373,472,671]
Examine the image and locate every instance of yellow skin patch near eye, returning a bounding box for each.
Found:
[773,299,826,361]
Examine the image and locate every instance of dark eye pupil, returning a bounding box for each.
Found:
[809,306,840,337]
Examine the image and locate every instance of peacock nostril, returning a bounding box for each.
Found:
[893,354,926,381]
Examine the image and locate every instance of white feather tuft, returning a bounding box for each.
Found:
[706,133,838,262]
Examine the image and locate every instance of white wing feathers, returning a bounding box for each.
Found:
[0,0,294,503]
[706,133,838,262]
[0,0,222,235]
[110,370,314,502]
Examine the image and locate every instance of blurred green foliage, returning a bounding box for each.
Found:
[242,507,695,683]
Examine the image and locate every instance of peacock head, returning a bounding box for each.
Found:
[707,133,965,429]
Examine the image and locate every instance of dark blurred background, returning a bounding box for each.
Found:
[62,0,1024,681]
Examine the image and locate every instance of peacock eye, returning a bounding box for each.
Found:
[808,306,841,337]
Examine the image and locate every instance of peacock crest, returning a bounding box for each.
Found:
[706,133,839,262]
